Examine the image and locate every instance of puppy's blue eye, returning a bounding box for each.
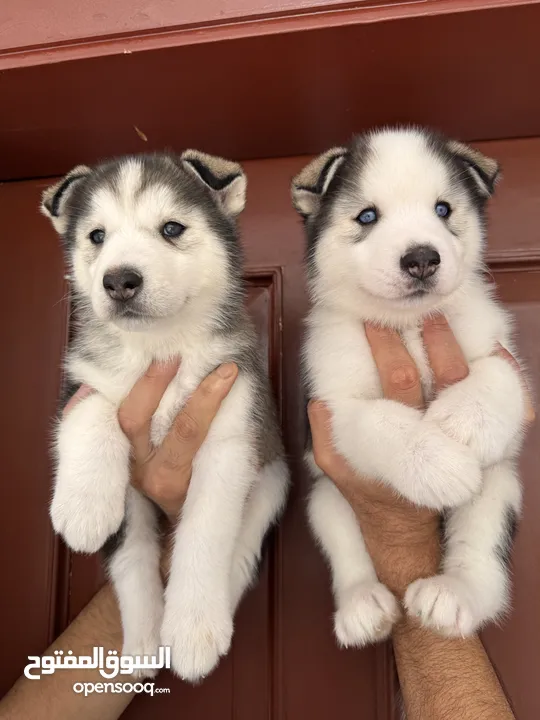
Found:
[89,229,105,245]
[435,202,451,218]
[161,221,185,239]
[357,208,378,225]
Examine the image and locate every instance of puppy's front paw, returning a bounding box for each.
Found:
[50,484,126,553]
[161,601,233,683]
[404,576,479,637]
[425,389,503,468]
[408,426,482,509]
[334,582,400,648]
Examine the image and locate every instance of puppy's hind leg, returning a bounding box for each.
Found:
[161,439,257,682]
[106,487,163,678]
[404,461,521,637]
[308,473,400,648]
[229,457,289,612]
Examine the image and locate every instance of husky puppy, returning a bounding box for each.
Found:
[292,127,527,646]
[41,151,289,682]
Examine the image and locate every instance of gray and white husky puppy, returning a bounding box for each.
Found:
[41,151,289,682]
[292,126,528,647]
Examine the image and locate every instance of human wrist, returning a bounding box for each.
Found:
[368,536,441,597]
[341,485,441,596]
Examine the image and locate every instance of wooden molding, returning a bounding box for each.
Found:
[487,249,540,272]
[1,1,535,70]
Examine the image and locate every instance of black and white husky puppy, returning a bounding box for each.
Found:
[292,127,527,647]
[41,151,289,682]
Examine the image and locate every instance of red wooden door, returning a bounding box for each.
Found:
[0,138,539,718]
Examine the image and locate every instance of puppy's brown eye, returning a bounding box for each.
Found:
[89,229,105,245]
[161,221,185,239]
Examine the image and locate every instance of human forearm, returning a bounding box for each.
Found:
[393,620,514,720]
[0,585,133,720]
[345,483,441,597]
[347,487,514,720]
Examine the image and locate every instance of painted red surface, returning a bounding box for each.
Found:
[0,0,533,61]
[0,1,401,52]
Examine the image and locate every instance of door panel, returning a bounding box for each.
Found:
[482,268,540,720]
[0,180,67,693]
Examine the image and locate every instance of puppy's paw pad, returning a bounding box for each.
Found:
[162,609,233,683]
[404,576,477,637]
[425,394,479,448]
[334,582,400,648]
[51,493,125,553]
[426,391,511,468]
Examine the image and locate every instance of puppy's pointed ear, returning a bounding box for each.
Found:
[180,150,247,217]
[291,148,347,218]
[447,140,500,197]
[41,165,91,234]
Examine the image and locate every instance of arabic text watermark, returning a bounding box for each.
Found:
[24,646,171,682]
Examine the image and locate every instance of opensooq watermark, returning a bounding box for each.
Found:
[24,646,172,695]
[72,681,170,696]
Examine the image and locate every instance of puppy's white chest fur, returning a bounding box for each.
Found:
[68,335,228,445]
[306,281,511,411]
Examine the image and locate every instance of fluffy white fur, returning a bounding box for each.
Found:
[295,128,527,643]
[43,153,288,682]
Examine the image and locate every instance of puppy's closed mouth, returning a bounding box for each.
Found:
[114,306,152,320]
[406,289,429,298]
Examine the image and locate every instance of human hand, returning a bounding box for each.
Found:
[64,361,238,521]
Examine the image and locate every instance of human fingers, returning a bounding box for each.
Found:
[118,359,180,463]
[365,324,424,409]
[422,315,469,392]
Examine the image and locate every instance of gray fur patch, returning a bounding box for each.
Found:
[495,505,518,570]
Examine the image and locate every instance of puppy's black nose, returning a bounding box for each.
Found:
[103,268,143,301]
[400,246,441,280]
